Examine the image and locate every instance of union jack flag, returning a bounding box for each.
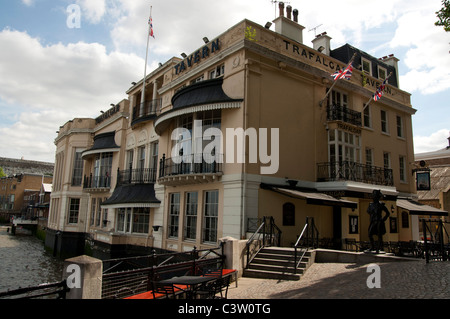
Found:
[149,16,155,39]
[373,79,387,101]
[331,63,353,81]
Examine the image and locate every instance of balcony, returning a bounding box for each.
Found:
[327,104,362,127]
[83,174,111,191]
[317,161,393,186]
[158,154,223,186]
[116,168,157,186]
[131,99,162,126]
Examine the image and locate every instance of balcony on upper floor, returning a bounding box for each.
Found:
[83,173,112,192]
[131,99,162,127]
[317,161,393,186]
[158,154,223,186]
[326,104,362,127]
[116,167,157,186]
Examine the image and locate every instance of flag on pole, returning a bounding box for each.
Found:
[149,16,155,39]
[373,78,387,101]
[331,63,353,81]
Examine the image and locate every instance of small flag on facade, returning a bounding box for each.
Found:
[331,63,353,81]
[373,79,387,101]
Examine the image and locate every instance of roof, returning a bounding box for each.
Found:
[263,185,358,209]
[101,184,161,209]
[397,199,448,216]
[417,166,450,200]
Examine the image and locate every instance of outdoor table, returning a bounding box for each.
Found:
[158,275,216,299]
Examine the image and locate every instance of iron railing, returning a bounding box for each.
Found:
[245,216,282,269]
[131,99,161,125]
[83,173,111,189]
[0,280,69,299]
[116,167,157,186]
[422,219,449,263]
[327,104,362,127]
[101,245,225,299]
[159,154,223,179]
[318,161,394,186]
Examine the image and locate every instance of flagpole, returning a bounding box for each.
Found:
[319,52,357,107]
[363,72,393,111]
[140,5,153,116]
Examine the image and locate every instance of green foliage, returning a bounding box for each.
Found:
[435,0,450,32]
[0,167,5,178]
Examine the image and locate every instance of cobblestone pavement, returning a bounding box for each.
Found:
[227,260,450,299]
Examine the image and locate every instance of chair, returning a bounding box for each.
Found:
[151,282,177,299]
[196,276,231,299]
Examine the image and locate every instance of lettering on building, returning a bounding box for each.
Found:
[174,39,221,75]
[96,104,121,124]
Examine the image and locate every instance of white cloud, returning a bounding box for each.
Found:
[21,0,34,7]
[0,29,145,162]
[390,1,450,95]
[76,0,107,24]
[414,129,450,154]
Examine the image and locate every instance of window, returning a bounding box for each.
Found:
[95,198,102,226]
[132,208,150,233]
[283,203,295,226]
[71,149,84,186]
[138,146,146,170]
[328,129,361,164]
[363,105,372,128]
[396,115,404,138]
[383,152,391,170]
[68,198,80,224]
[184,192,198,240]
[362,58,372,76]
[329,90,348,107]
[190,75,204,85]
[116,208,149,234]
[365,148,373,167]
[210,64,225,79]
[126,150,134,170]
[378,66,387,80]
[203,190,219,243]
[168,193,180,238]
[150,142,158,180]
[90,198,96,226]
[401,211,409,228]
[399,156,406,182]
[381,110,389,133]
[93,152,113,188]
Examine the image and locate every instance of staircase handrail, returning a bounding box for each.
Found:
[294,223,309,274]
[245,220,266,269]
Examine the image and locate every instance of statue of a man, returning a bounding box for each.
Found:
[367,190,390,253]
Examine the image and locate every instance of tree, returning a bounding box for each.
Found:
[435,0,450,32]
[0,167,5,178]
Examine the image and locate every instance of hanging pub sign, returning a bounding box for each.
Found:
[416,171,431,191]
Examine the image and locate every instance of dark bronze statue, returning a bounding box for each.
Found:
[367,190,390,253]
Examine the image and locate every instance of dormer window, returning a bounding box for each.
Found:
[378,66,387,80]
[362,57,372,76]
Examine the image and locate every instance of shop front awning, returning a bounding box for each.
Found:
[265,186,358,209]
[397,199,448,216]
[101,184,161,209]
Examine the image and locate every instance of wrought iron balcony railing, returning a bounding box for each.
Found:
[116,168,157,186]
[159,154,223,179]
[83,174,112,189]
[131,99,161,126]
[317,161,393,186]
[327,104,362,127]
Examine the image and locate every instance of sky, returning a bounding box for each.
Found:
[0,0,449,163]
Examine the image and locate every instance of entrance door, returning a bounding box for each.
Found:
[333,206,342,249]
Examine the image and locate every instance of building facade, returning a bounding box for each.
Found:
[47,4,426,258]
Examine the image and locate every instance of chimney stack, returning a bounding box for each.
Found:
[312,32,332,56]
[273,3,305,44]
[286,5,292,20]
[293,9,299,23]
[279,2,285,17]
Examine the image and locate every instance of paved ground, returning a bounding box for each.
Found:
[226,260,450,299]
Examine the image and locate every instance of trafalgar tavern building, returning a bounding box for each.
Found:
[45,4,444,259]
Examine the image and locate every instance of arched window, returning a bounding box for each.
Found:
[283,202,295,226]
